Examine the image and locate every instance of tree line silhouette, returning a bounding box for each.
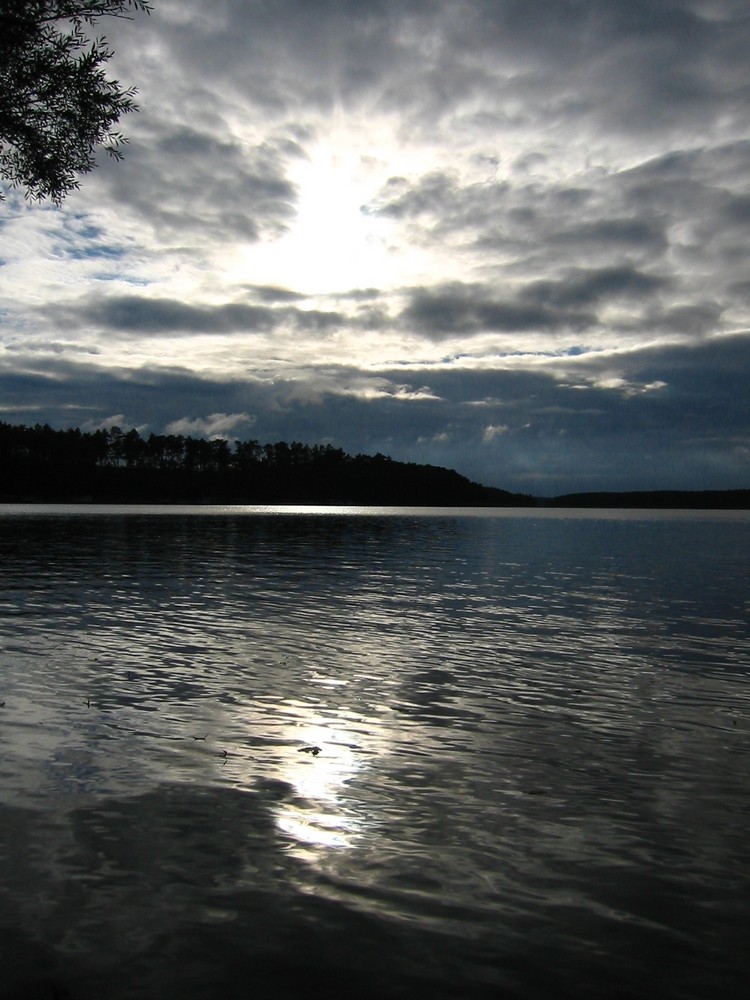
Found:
[3,421,747,507]
[0,421,532,505]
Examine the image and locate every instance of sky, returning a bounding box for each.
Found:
[2,0,750,496]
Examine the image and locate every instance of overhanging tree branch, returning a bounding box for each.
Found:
[0,0,152,204]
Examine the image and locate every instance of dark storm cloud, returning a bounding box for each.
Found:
[623,331,750,402]
[401,282,595,337]
[367,136,750,253]
[441,0,750,136]
[391,334,750,491]
[184,0,743,160]
[520,267,670,309]
[365,136,747,349]
[49,296,278,334]
[2,331,747,495]
[398,265,674,341]
[551,217,666,250]
[366,169,672,276]
[92,123,299,243]
[646,302,725,336]
[44,295,346,336]
[153,0,441,115]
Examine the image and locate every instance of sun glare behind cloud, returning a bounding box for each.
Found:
[225,121,465,299]
[226,136,391,296]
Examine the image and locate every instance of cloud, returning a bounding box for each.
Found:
[44,294,350,338]
[400,282,595,338]
[482,424,509,442]
[91,124,299,245]
[51,296,278,334]
[520,266,670,309]
[164,412,256,438]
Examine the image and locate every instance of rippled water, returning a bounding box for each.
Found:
[1,505,749,999]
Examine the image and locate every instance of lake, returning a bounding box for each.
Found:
[1,505,749,999]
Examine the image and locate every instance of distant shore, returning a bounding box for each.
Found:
[545,489,750,510]
[1,420,748,509]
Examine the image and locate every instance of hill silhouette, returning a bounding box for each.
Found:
[0,421,532,506]
[1,421,747,508]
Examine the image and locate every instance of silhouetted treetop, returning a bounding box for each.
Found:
[0,0,152,204]
[0,420,531,505]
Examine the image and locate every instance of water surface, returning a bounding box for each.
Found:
[1,506,749,999]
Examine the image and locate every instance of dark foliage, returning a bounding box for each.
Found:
[0,0,152,203]
[0,421,533,505]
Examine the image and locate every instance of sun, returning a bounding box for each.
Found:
[223,116,448,298]
[284,141,395,294]
[220,118,466,300]
[219,134,390,296]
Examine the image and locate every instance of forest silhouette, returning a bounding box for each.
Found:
[0,421,533,505]
[1,421,748,508]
